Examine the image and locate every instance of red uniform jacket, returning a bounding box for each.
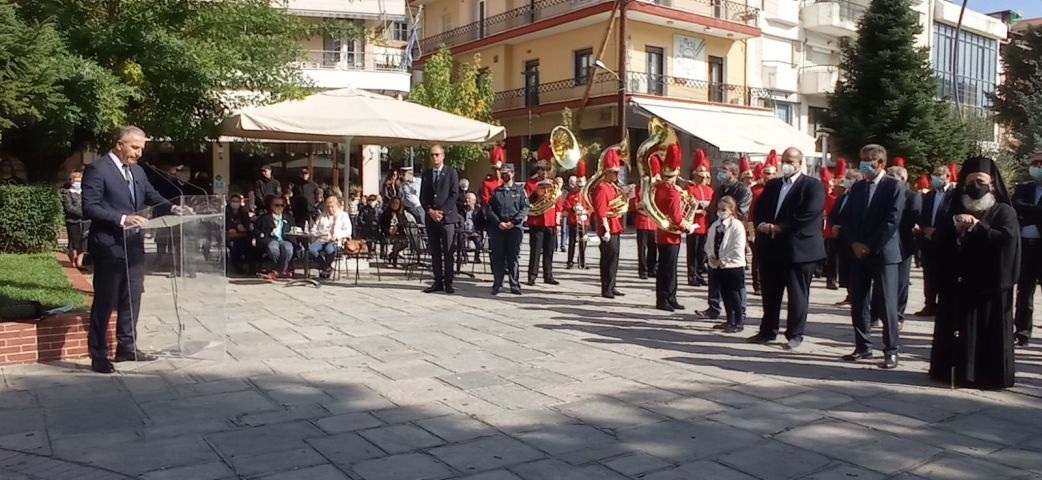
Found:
[653,182,684,245]
[684,183,713,236]
[749,183,765,224]
[527,187,558,227]
[823,193,837,239]
[632,185,657,231]
[524,178,539,195]
[564,190,591,226]
[593,183,622,236]
[479,177,502,205]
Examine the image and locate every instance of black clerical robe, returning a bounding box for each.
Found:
[929,201,1020,389]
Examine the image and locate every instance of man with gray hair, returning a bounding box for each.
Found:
[697,158,752,321]
[887,161,922,328]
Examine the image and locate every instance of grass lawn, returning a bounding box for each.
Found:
[0,253,86,310]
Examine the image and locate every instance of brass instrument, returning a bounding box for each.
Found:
[636,117,701,234]
[581,136,630,219]
[550,125,581,171]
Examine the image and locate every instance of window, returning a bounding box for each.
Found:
[708,56,725,103]
[773,102,793,125]
[524,60,540,107]
[574,48,593,85]
[390,21,409,42]
[808,107,829,137]
[646,46,664,95]
[932,22,998,108]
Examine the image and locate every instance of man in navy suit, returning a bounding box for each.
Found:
[1012,152,1042,347]
[748,147,826,350]
[914,164,954,316]
[419,144,461,294]
[839,144,905,369]
[82,126,168,374]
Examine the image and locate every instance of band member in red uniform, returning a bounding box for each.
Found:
[479,145,505,205]
[526,159,559,285]
[564,159,591,269]
[633,155,660,279]
[685,150,713,287]
[654,144,697,311]
[821,165,839,290]
[594,148,626,299]
[526,142,553,194]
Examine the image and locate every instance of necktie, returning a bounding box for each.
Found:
[123,165,136,204]
[714,222,725,259]
[434,169,441,185]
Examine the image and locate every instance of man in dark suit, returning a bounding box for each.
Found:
[887,165,922,326]
[914,164,954,316]
[419,144,461,294]
[81,126,168,374]
[839,144,905,369]
[1012,152,1042,347]
[747,147,826,350]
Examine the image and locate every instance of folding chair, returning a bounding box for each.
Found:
[402,224,429,282]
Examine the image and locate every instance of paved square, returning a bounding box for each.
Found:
[1,235,1041,479]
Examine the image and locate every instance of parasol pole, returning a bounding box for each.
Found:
[343,136,354,197]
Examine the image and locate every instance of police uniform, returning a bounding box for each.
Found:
[487,175,529,294]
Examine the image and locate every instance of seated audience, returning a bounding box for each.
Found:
[309,195,353,279]
[255,196,296,280]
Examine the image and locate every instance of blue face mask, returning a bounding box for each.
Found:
[859,161,875,177]
[716,171,728,183]
[1030,166,1042,180]
[930,175,945,189]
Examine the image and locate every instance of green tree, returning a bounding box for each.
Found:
[994,25,1042,160]
[409,46,496,169]
[827,0,970,174]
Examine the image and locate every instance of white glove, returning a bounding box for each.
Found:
[687,224,698,234]
[698,200,710,208]
[601,232,611,242]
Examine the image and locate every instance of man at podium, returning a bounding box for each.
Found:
[82,126,168,374]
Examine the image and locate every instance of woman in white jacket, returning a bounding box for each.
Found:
[309,195,353,279]
[705,196,747,333]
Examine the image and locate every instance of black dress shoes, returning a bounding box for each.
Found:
[491,288,500,296]
[842,350,874,362]
[695,309,719,320]
[914,306,936,317]
[114,350,157,362]
[746,334,774,344]
[639,274,649,280]
[544,279,560,285]
[656,303,675,312]
[879,353,899,369]
[602,292,615,299]
[526,279,536,287]
[1015,336,1030,348]
[445,285,455,294]
[668,300,685,311]
[826,280,839,290]
[509,287,523,295]
[91,358,115,374]
[423,284,444,293]
[611,289,625,297]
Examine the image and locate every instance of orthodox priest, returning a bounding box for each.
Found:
[929,156,1020,390]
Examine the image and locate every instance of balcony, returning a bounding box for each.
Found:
[798,65,840,96]
[492,71,777,112]
[297,49,410,92]
[801,0,864,37]
[419,0,759,55]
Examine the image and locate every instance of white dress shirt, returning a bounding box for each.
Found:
[775,171,802,218]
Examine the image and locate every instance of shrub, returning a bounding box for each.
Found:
[0,185,63,253]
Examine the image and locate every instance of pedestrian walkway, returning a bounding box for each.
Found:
[1,235,1040,479]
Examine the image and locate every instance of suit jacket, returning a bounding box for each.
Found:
[420,165,461,224]
[82,155,166,260]
[918,187,954,230]
[753,174,826,264]
[898,188,922,259]
[254,212,295,249]
[828,193,849,243]
[708,180,752,224]
[1012,182,1042,236]
[839,175,904,265]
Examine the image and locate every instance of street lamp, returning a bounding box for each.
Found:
[595,59,620,81]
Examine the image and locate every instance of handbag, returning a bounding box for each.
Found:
[343,239,366,254]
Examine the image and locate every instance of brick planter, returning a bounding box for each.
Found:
[0,253,115,366]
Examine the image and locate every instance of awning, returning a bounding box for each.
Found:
[630,97,818,155]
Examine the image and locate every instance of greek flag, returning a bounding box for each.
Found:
[405,9,422,70]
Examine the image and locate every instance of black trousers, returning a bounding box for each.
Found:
[655,243,680,305]
[920,243,940,309]
[686,234,708,284]
[705,267,722,318]
[897,255,913,322]
[824,238,840,284]
[758,260,816,341]
[1015,239,1042,340]
[717,267,746,326]
[750,238,761,292]
[599,234,620,295]
[636,229,658,277]
[567,224,587,268]
[528,226,556,282]
[426,219,457,288]
[89,254,144,359]
[489,227,523,289]
[850,259,900,354]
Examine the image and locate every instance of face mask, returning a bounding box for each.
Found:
[230,203,241,210]
[965,182,992,200]
[718,211,731,220]
[859,161,875,177]
[931,175,945,189]
[781,163,797,178]
[716,171,728,183]
[1030,166,1042,180]
[368,201,378,207]
[71,181,81,189]
[501,173,512,183]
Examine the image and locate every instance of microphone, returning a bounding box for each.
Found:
[142,161,184,202]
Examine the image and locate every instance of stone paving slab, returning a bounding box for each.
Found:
[2,234,1042,479]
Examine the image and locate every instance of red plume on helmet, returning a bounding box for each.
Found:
[834,157,847,179]
[663,143,682,176]
[576,158,587,177]
[916,174,930,190]
[739,155,751,173]
[765,149,778,168]
[948,162,958,182]
[603,148,622,171]
[892,156,906,168]
[536,142,553,162]
[820,166,833,186]
[489,145,504,169]
[753,162,765,180]
[692,149,709,172]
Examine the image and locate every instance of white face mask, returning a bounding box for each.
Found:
[781,163,797,178]
[718,211,731,220]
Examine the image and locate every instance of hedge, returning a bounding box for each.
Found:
[0,185,63,254]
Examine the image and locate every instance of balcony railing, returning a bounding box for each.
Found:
[297,49,408,73]
[492,71,779,111]
[420,0,758,54]
[814,0,865,22]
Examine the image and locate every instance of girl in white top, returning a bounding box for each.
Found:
[309,195,353,279]
[705,196,747,333]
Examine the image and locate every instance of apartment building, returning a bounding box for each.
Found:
[411,0,818,180]
[754,0,1008,152]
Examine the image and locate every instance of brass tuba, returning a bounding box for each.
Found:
[550,125,582,171]
[637,117,700,234]
[581,136,630,219]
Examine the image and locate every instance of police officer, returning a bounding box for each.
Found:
[487,165,529,295]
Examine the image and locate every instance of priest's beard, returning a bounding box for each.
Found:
[960,192,996,216]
